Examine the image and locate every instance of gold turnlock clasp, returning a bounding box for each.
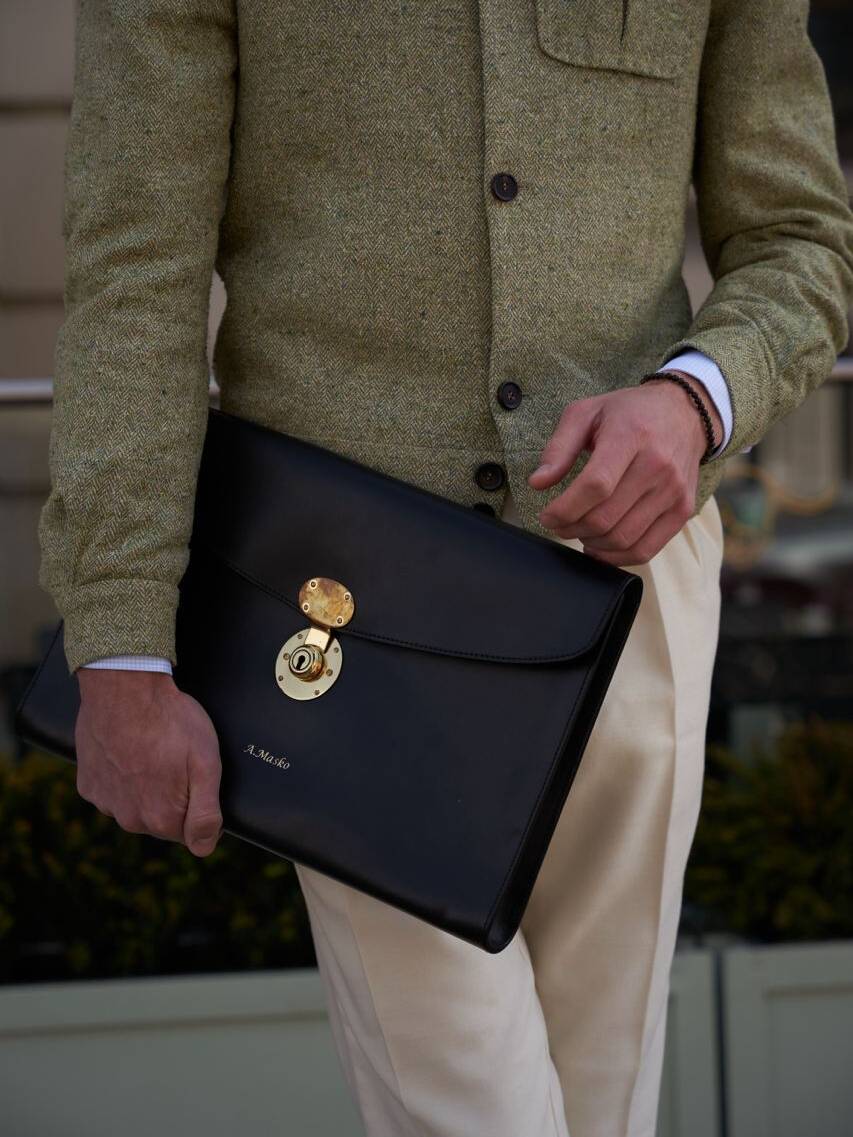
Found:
[275,577,355,700]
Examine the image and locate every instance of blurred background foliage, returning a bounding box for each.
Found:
[684,719,853,943]
[2,717,852,983]
[0,751,315,984]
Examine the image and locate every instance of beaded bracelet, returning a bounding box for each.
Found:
[639,370,718,465]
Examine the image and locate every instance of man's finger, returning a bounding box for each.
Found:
[528,399,601,489]
[539,426,637,529]
[580,495,668,552]
[547,479,656,545]
[565,463,653,541]
[583,504,685,567]
[183,749,224,857]
[578,476,681,551]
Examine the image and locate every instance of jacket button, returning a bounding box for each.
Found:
[490,172,518,202]
[474,462,506,492]
[496,380,523,410]
[473,501,496,516]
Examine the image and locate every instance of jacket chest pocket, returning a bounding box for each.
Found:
[535,0,699,80]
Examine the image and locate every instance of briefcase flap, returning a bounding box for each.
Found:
[189,410,641,665]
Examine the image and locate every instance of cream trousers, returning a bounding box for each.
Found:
[295,487,724,1137]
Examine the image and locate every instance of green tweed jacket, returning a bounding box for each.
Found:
[41,0,853,672]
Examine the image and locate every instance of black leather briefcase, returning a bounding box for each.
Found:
[16,408,642,953]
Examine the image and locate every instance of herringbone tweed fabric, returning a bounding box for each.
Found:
[41,0,853,671]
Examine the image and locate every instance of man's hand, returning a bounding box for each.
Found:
[529,373,723,566]
[74,670,224,857]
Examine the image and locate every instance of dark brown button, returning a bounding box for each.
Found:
[490,172,518,202]
[473,501,496,516]
[496,380,523,410]
[474,462,506,492]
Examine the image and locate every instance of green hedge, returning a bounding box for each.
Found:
[2,718,851,983]
[0,753,315,983]
[685,719,853,943]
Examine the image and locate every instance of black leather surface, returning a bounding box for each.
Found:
[16,408,643,953]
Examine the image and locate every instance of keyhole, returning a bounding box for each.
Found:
[288,643,325,681]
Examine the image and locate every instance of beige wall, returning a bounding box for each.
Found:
[0,1,226,379]
[0,3,227,678]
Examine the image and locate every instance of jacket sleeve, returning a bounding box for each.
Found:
[38,0,237,673]
[660,0,853,460]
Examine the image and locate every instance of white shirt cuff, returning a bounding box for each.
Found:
[81,655,174,675]
[658,349,752,457]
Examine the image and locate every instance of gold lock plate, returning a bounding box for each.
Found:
[275,577,354,700]
[298,577,355,631]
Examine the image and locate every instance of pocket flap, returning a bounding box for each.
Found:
[535,0,691,80]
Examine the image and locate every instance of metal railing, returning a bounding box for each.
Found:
[0,378,223,406]
[2,362,852,405]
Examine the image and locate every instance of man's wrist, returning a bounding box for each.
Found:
[639,372,722,460]
[662,370,724,451]
[76,666,175,702]
[657,350,734,457]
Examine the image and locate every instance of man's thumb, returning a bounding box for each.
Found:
[183,751,223,857]
[528,398,598,488]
